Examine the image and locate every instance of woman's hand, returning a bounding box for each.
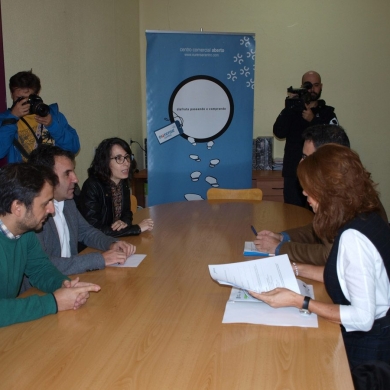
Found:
[139,219,154,232]
[250,288,341,324]
[111,220,128,231]
[249,288,303,309]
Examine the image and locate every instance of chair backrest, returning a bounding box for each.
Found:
[130,194,138,214]
[207,188,263,201]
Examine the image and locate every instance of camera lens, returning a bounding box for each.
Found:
[33,103,50,117]
[28,94,50,117]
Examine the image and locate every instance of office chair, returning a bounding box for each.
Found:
[130,194,138,214]
[207,188,263,201]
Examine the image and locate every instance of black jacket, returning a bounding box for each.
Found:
[273,100,338,177]
[77,176,141,238]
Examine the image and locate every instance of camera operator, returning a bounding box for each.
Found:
[273,71,338,207]
[0,70,80,163]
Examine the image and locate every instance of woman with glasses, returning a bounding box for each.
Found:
[78,137,154,237]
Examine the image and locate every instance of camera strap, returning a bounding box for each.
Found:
[20,117,42,144]
[12,117,45,160]
[12,138,30,160]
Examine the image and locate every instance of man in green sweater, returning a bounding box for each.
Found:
[0,163,101,327]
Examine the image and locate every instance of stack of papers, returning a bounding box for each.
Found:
[223,281,318,327]
[244,241,274,257]
[208,254,299,294]
[208,255,318,327]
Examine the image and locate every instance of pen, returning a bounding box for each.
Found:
[251,225,258,236]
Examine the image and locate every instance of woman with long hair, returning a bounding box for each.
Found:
[78,137,153,237]
[250,144,390,368]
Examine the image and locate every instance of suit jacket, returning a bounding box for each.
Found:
[279,223,332,265]
[36,199,116,275]
[280,202,388,266]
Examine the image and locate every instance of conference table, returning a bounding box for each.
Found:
[0,200,354,389]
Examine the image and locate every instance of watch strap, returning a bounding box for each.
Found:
[302,296,311,311]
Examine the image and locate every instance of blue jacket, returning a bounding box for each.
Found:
[0,103,80,163]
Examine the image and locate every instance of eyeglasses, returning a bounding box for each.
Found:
[110,154,132,164]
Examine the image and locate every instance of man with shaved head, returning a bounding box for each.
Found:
[256,124,388,265]
[274,71,339,207]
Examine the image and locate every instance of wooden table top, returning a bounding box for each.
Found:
[0,200,354,389]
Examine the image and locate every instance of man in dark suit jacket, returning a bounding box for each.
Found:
[255,124,388,264]
[27,145,136,276]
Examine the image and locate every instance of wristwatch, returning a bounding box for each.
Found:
[299,296,311,315]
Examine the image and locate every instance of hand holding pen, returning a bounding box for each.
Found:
[251,226,278,256]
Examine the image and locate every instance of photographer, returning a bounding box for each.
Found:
[0,70,80,163]
[273,71,338,207]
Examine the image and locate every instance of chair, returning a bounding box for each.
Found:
[130,194,138,214]
[352,361,390,390]
[207,188,263,201]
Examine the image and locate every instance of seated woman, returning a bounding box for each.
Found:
[78,137,153,237]
[250,144,390,369]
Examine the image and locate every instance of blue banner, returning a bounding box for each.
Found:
[146,31,255,205]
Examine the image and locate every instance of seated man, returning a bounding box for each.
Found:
[0,163,100,327]
[26,145,136,280]
[255,124,388,265]
[0,70,80,163]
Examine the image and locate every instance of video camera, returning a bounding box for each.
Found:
[285,81,313,112]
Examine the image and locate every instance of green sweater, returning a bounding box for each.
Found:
[0,231,67,327]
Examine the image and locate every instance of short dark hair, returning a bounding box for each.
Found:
[0,163,58,215]
[28,144,75,170]
[302,124,350,149]
[88,137,136,183]
[9,70,41,94]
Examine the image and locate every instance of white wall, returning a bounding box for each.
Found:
[139,0,390,216]
[1,0,390,215]
[1,0,142,185]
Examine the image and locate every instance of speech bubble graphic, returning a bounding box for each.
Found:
[209,159,220,168]
[205,176,219,187]
[191,171,201,181]
[189,154,201,162]
[184,194,204,201]
[169,75,234,143]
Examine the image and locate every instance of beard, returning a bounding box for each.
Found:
[310,89,322,101]
[17,210,47,233]
[16,218,42,233]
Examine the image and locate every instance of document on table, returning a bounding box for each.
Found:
[208,254,300,294]
[108,254,146,268]
[222,279,318,328]
[243,241,275,257]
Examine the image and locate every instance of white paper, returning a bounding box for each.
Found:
[222,279,318,328]
[243,241,275,257]
[108,254,146,268]
[208,254,300,294]
[228,288,263,303]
